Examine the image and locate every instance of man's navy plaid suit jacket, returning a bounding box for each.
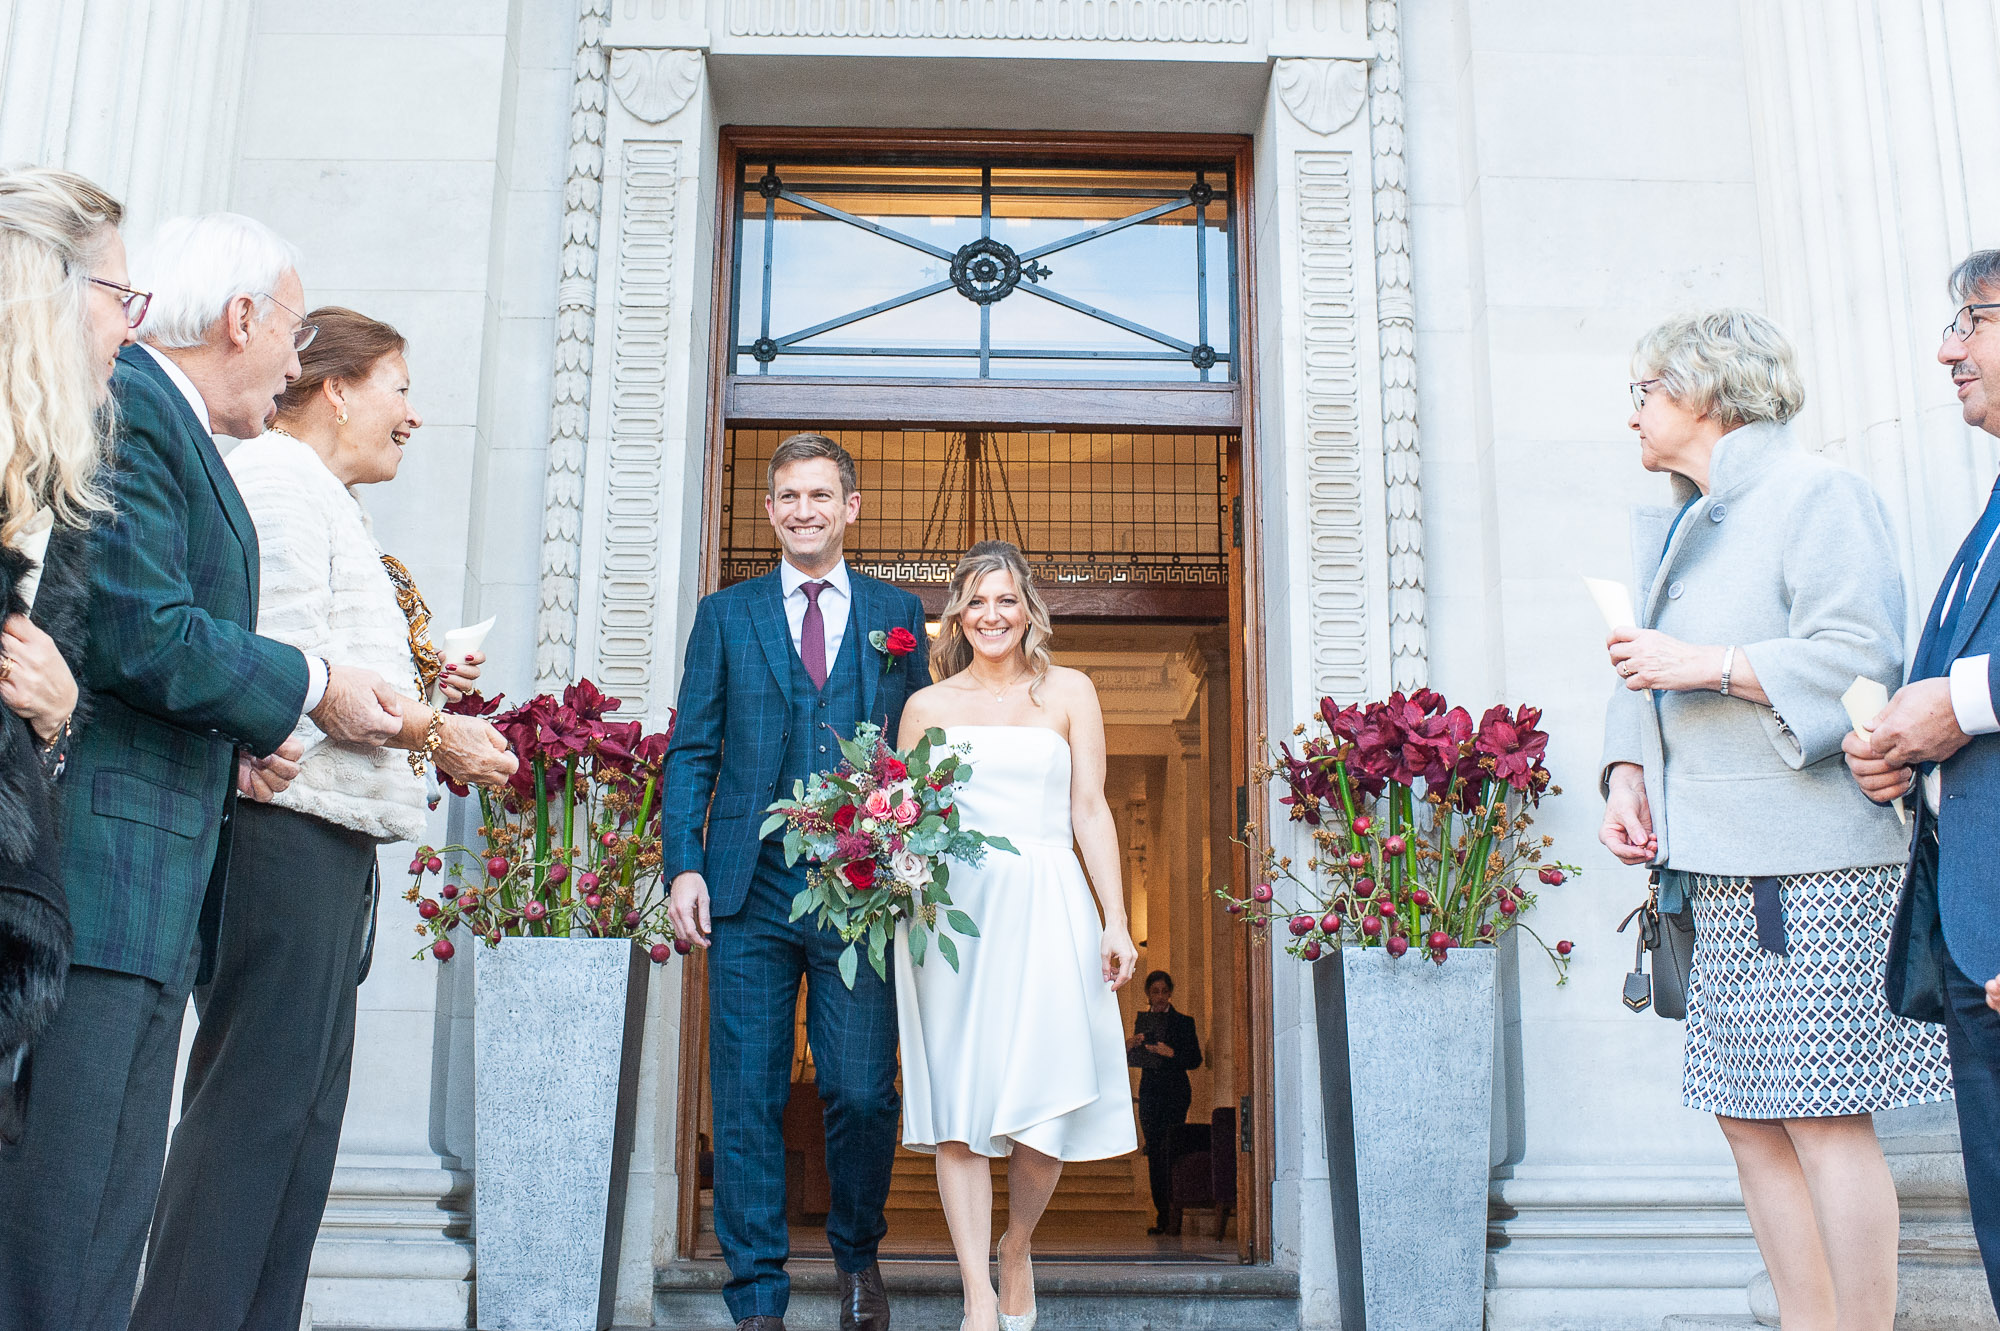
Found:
[660,565,929,918]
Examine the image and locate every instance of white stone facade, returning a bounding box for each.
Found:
[4,0,1997,1325]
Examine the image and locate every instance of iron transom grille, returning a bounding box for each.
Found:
[729,157,1238,382]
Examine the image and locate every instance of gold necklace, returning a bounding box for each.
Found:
[970,664,1029,702]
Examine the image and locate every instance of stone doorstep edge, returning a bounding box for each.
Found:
[655,1259,1301,1298]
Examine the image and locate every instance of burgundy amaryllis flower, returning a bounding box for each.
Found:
[444,689,504,717]
[563,678,620,722]
[1474,703,1552,800]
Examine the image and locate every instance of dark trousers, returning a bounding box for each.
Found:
[0,955,194,1331]
[131,802,376,1331]
[1137,1077,1192,1227]
[1942,943,2000,1315]
[707,848,900,1322]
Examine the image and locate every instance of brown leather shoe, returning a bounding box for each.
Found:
[736,1318,786,1331]
[838,1261,890,1331]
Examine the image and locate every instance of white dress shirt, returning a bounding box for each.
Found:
[779,558,851,670]
[1923,513,2000,810]
[136,344,327,715]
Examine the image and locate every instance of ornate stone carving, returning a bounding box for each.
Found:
[537,0,611,688]
[608,47,703,123]
[595,140,680,715]
[1276,57,1368,135]
[724,0,1251,42]
[1368,0,1427,690]
[1296,152,1370,702]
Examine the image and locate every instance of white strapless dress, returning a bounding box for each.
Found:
[894,726,1138,1161]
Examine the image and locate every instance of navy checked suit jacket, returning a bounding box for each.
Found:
[1901,526,2000,986]
[660,567,929,919]
[60,347,310,985]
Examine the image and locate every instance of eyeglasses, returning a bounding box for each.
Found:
[258,291,318,351]
[1629,378,1662,411]
[88,277,152,330]
[1944,303,2000,345]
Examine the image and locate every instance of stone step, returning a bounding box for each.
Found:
[654,1258,1298,1331]
[1661,1318,1763,1331]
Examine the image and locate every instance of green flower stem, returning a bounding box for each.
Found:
[1332,758,1363,851]
[532,756,549,934]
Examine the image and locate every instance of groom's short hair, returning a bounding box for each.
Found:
[768,432,858,496]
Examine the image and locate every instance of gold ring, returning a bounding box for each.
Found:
[1,656,15,682]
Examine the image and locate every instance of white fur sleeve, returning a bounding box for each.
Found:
[229,451,337,662]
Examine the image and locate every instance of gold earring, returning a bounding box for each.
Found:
[337,411,348,425]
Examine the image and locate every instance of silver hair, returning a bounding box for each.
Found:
[136,212,302,349]
[1632,308,1806,428]
[1949,250,2000,304]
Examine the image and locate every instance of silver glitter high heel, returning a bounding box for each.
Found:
[996,1233,1037,1331]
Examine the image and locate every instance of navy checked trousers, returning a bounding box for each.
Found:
[708,842,900,1321]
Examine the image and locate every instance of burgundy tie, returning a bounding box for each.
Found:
[800,580,829,689]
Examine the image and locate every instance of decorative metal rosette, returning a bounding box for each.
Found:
[949,237,1051,305]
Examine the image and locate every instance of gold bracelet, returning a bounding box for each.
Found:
[409,708,444,776]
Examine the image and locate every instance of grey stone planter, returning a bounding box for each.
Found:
[473,936,649,1331]
[1314,945,1498,1331]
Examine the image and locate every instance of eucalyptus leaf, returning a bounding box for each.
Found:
[907,923,929,966]
[791,888,815,922]
[759,812,787,839]
[945,908,979,938]
[838,945,859,989]
[937,932,960,972]
[986,835,1018,856]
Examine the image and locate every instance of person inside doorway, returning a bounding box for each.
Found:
[1129,970,1203,1235]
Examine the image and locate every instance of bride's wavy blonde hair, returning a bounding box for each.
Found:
[931,540,1056,702]
[0,167,120,543]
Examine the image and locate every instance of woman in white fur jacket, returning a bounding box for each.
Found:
[140,308,519,1331]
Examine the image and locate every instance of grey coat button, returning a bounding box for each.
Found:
[1709,504,1727,522]
[1668,581,1685,599]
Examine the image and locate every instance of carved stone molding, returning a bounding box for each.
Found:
[1275,58,1368,135]
[1367,0,1427,689]
[537,0,611,688]
[724,0,1251,42]
[609,47,703,123]
[594,140,680,715]
[1295,151,1370,702]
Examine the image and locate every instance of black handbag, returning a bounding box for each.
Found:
[1884,820,1950,1024]
[1618,870,1696,1019]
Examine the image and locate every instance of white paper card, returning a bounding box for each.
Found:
[1840,675,1907,826]
[432,616,496,703]
[9,509,53,612]
[1583,576,1637,631]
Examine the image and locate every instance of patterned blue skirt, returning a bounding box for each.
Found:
[1681,864,1952,1119]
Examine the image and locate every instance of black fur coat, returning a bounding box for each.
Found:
[0,520,92,1142]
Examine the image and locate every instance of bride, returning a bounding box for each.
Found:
[894,540,1139,1331]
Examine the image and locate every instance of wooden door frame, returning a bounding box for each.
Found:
[675,125,1275,1263]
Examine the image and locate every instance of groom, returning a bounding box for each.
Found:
[663,434,929,1331]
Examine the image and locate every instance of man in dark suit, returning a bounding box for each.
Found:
[1127,969,1203,1234]
[0,213,403,1331]
[1846,248,2000,1314]
[663,434,929,1331]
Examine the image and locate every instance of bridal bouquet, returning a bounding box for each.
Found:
[763,723,1015,988]
[403,680,679,963]
[1219,689,1577,979]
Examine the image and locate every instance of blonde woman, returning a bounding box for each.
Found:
[895,540,1139,1331]
[0,167,132,1144]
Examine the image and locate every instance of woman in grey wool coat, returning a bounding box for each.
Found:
[1598,309,1949,1331]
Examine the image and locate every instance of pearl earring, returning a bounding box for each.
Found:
[337,411,348,425]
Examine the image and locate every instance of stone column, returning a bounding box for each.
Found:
[0,0,255,235]
[1741,0,2000,582]
[1740,5,2000,1321]
[573,3,715,1313]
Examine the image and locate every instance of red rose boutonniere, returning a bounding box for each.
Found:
[869,626,920,673]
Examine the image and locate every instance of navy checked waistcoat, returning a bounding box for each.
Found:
[774,612,867,826]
